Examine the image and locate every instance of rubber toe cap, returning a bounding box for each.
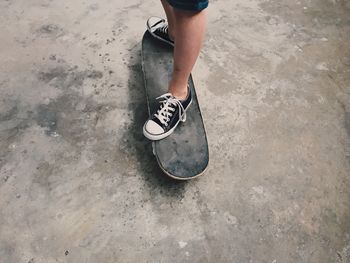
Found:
[144,120,164,135]
[147,16,165,32]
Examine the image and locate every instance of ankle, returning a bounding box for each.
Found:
[169,85,188,100]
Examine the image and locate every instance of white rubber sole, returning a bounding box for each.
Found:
[148,30,174,47]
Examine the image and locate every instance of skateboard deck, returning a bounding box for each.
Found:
[141,31,209,180]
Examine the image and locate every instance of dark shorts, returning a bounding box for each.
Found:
[167,0,208,11]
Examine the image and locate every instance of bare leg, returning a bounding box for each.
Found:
[160,0,175,40]
[169,9,206,99]
[160,1,207,100]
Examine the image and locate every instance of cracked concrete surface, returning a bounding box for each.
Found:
[0,0,350,262]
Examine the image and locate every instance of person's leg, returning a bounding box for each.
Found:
[159,0,206,99]
[160,0,176,40]
[143,1,207,140]
[168,8,206,99]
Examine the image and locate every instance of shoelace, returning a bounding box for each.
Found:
[154,93,186,127]
[157,25,168,36]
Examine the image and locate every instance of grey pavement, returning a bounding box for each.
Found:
[0,0,350,262]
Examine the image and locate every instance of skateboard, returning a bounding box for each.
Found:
[141,31,209,180]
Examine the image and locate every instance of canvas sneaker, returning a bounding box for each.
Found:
[143,87,192,140]
[147,17,174,47]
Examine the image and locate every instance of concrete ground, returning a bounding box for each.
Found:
[0,0,350,262]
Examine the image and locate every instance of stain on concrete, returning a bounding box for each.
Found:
[37,66,103,90]
[36,24,65,38]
